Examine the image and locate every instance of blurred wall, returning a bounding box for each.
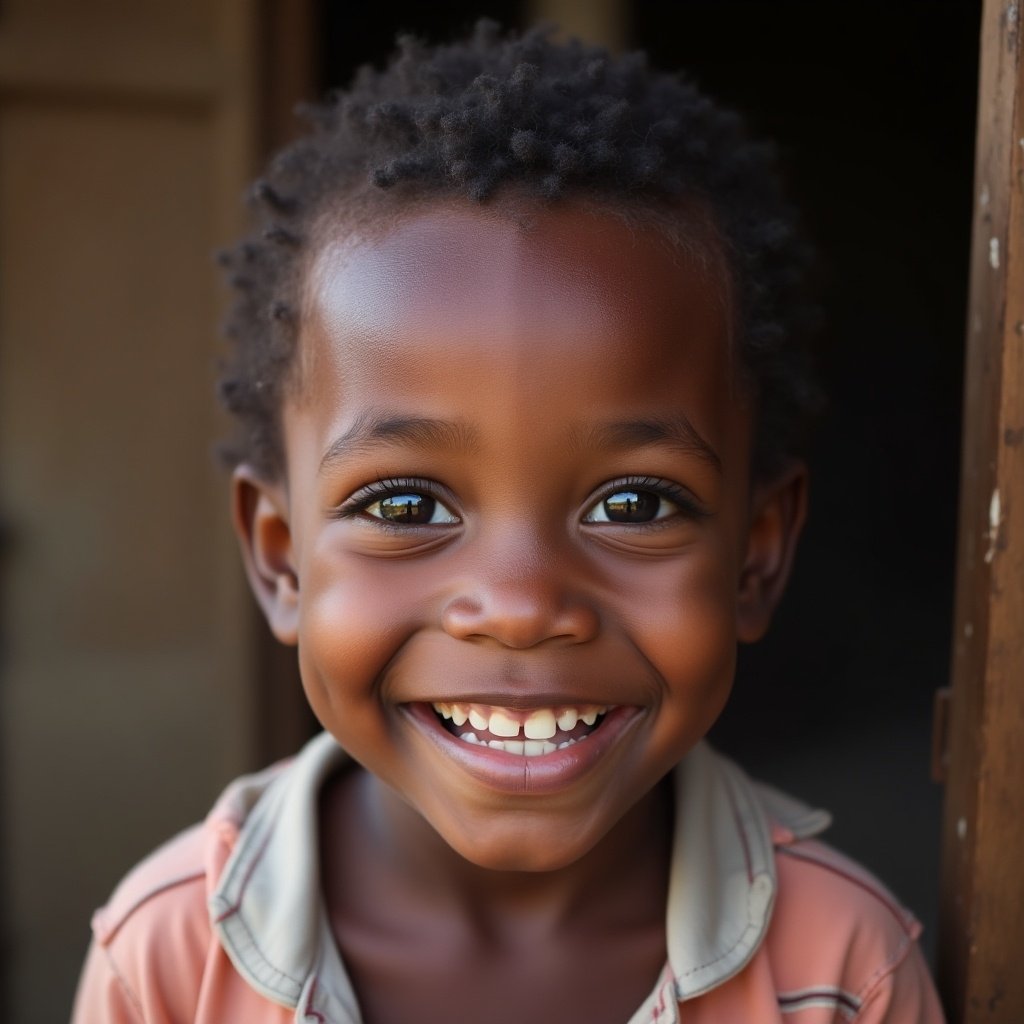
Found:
[0,2,262,1020]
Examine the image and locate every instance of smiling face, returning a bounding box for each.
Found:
[235,201,806,872]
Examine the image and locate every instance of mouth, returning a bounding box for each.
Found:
[405,698,643,795]
[431,701,610,756]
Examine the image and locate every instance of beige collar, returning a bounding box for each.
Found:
[209,733,829,1023]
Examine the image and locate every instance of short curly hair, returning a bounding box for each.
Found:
[218,20,821,480]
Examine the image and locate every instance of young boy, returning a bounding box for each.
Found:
[72,23,944,1024]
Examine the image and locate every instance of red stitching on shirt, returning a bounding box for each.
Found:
[211,823,308,995]
[850,928,915,1010]
[212,826,275,923]
[651,978,669,1020]
[775,846,911,931]
[302,978,327,1022]
[101,945,146,1023]
[99,869,207,940]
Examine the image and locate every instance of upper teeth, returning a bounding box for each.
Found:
[431,702,608,739]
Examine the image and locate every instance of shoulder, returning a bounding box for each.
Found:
[665,750,943,1021]
[73,760,290,1023]
[729,770,944,1021]
[93,756,288,947]
[74,824,215,1023]
[768,838,920,988]
[750,777,919,952]
[92,824,212,948]
[757,808,943,1020]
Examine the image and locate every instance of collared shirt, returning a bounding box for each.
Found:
[72,732,945,1023]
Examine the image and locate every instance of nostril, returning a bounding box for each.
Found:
[440,596,488,641]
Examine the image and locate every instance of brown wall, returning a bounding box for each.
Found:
[0,2,260,1019]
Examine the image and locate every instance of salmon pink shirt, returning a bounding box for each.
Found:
[72,734,944,1023]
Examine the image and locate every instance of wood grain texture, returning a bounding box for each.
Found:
[938,1,1024,1020]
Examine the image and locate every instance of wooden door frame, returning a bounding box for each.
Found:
[937,0,1024,1020]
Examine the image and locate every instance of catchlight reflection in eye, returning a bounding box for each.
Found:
[603,490,660,523]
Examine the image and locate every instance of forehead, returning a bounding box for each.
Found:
[314,198,722,306]
[304,201,732,368]
[290,202,744,463]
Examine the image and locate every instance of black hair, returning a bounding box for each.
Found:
[218,20,821,480]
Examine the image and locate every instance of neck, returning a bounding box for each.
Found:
[321,766,674,940]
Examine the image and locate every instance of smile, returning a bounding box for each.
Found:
[431,702,610,756]
[407,700,644,795]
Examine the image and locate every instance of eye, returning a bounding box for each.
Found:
[582,477,706,526]
[332,477,461,528]
[363,492,458,526]
[584,488,674,524]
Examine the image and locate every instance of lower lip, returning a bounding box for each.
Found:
[404,703,644,796]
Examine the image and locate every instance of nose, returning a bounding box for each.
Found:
[440,547,599,649]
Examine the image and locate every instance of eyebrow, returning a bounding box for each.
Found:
[319,413,481,473]
[569,416,723,473]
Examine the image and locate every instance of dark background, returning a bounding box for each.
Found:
[318,0,981,962]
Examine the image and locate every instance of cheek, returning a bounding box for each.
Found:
[295,546,425,737]
[615,542,739,699]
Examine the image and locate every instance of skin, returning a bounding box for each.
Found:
[233,201,807,1024]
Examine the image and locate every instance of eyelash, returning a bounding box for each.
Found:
[330,475,708,526]
[331,477,447,519]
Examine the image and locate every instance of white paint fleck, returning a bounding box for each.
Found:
[957,817,967,841]
[980,183,990,206]
[984,488,1001,563]
[965,622,974,638]
[990,236,1001,269]
[1010,0,1019,26]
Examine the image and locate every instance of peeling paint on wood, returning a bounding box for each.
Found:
[984,489,1001,563]
[938,0,1024,1020]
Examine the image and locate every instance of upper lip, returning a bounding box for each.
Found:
[404,692,631,710]
[383,642,651,709]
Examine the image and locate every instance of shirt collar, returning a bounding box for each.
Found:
[208,732,353,1016]
[665,742,777,999]
[209,733,829,1021]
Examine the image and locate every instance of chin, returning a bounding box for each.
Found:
[455,844,588,874]
[435,818,601,874]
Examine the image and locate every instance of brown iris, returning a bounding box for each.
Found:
[377,494,437,524]
[602,490,659,523]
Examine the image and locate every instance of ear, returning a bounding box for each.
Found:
[231,464,299,645]
[736,461,808,643]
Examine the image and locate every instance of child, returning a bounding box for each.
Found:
[73,22,944,1024]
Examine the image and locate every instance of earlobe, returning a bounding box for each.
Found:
[231,465,299,646]
[736,462,808,643]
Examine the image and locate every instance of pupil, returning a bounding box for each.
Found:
[379,494,434,523]
[604,490,658,522]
